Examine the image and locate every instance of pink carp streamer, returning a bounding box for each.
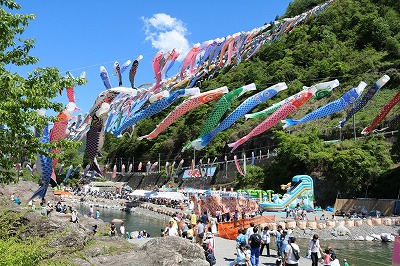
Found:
[228,87,317,152]
[152,50,164,90]
[234,155,246,177]
[180,43,201,79]
[138,86,228,140]
[50,102,76,181]
[361,91,400,135]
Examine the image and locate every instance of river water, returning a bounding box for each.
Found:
[78,205,394,266]
[77,204,167,237]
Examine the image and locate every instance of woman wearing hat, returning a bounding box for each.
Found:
[229,242,251,266]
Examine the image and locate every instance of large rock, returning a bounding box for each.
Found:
[140,237,209,266]
[333,224,351,236]
[79,236,209,266]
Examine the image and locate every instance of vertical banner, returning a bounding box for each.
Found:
[146,161,151,174]
[251,151,255,167]
[170,161,176,177]
[165,162,169,176]
[112,164,117,179]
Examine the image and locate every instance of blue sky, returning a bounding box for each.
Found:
[15,0,292,115]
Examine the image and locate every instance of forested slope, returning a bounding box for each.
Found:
[101,0,400,205]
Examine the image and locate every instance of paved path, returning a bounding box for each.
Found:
[214,236,311,266]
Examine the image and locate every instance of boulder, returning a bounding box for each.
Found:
[277,221,286,229]
[355,236,364,241]
[317,223,326,230]
[345,220,354,227]
[326,221,336,228]
[365,236,374,241]
[140,236,209,266]
[372,218,382,226]
[382,218,392,226]
[286,221,296,229]
[371,234,381,240]
[333,224,350,236]
[268,222,277,230]
[297,221,306,230]
[381,233,395,242]
[307,221,317,230]
[336,220,345,226]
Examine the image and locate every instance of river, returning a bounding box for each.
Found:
[78,205,394,266]
[77,204,167,237]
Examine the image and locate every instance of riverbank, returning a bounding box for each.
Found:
[1,180,398,266]
[71,196,399,242]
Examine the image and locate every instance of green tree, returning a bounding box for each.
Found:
[235,165,264,189]
[0,0,85,183]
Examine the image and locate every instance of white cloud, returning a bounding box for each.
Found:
[142,13,190,61]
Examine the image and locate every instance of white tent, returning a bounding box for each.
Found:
[129,190,156,197]
[149,192,188,201]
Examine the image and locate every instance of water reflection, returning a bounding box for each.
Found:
[295,238,393,266]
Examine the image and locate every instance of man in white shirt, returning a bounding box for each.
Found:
[283,236,300,266]
[246,222,255,242]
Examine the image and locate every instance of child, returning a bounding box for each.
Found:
[343,258,349,266]
[323,248,332,266]
[203,243,216,265]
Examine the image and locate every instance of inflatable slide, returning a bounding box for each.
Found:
[260,175,314,211]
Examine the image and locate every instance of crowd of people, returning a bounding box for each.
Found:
[230,223,348,266]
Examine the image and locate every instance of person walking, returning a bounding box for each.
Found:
[260,226,271,256]
[246,222,255,242]
[274,225,283,257]
[283,236,300,266]
[307,234,321,266]
[195,220,205,245]
[248,226,262,266]
[280,230,290,258]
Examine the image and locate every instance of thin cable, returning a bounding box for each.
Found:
[59,51,156,73]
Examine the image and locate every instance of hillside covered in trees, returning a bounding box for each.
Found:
[100,0,400,205]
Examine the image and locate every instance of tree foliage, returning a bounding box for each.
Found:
[235,165,264,189]
[0,0,85,183]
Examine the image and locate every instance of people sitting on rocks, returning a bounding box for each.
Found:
[14,194,21,205]
[71,210,78,223]
[90,224,98,235]
[142,230,150,238]
[110,223,116,236]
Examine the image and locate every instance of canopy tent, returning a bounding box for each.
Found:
[149,191,188,201]
[129,190,156,197]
